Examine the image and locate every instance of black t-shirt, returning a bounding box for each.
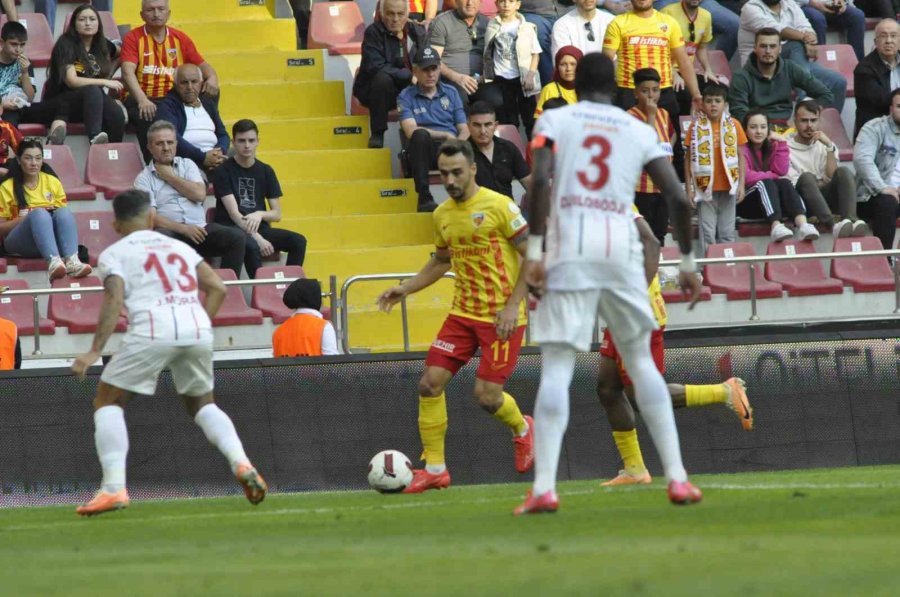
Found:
[212,157,283,224]
[470,137,530,199]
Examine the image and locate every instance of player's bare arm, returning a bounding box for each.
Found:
[523,145,553,295]
[377,248,452,313]
[636,217,660,286]
[72,276,125,379]
[197,262,227,320]
[496,235,531,341]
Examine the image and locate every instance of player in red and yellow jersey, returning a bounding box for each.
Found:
[596,207,753,486]
[378,139,534,493]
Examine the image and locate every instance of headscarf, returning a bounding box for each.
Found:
[283,278,322,312]
[552,45,583,90]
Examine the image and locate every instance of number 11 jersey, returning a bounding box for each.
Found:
[97,229,212,346]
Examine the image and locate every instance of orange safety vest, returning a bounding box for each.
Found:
[273,313,328,358]
[0,318,17,370]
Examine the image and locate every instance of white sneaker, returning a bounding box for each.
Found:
[832,219,852,239]
[797,222,820,241]
[48,256,65,280]
[851,220,871,237]
[770,222,793,242]
[64,255,92,278]
[90,132,108,145]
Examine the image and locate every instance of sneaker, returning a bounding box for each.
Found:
[796,222,820,241]
[513,490,559,515]
[513,415,535,473]
[831,219,852,239]
[601,469,652,487]
[235,463,268,505]
[851,220,871,237]
[770,222,793,243]
[667,480,702,505]
[76,489,130,516]
[417,199,438,213]
[402,468,451,493]
[65,255,92,278]
[47,124,66,145]
[367,132,384,149]
[90,132,109,145]
[48,256,66,281]
[723,377,753,431]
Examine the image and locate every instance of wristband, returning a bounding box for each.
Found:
[679,252,697,273]
[526,235,543,261]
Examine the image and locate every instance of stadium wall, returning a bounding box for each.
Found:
[2,324,900,508]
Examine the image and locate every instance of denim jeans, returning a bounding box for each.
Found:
[654,0,740,60]
[521,12,558,89]
[3,206,79,260]
[801,5,866,61]
[781,40,847,112]
[35,0,113,33]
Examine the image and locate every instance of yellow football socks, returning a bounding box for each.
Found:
[685,383,728,408]
[493,392,528,436]
[418,393,448,468]
[612,429,647,476]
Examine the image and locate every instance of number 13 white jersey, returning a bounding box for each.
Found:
[97,229,213,346]
[532,101,667,291]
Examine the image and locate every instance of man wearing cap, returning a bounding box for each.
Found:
[273,278,339,357]
[397,46,470,212]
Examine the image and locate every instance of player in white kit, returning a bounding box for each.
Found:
[514,53,703,515]
[72,190,267,516]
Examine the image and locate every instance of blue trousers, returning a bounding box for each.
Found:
[654,0,739,60]
[3,207,79,260]
[781,40,847,113]
[802,5,866,61]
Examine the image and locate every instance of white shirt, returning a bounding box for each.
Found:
[551,8,614,62]
[738,0,813,64]
[183,103,218,152]
[492,21,521,79]
[533,101,667,291]
[290,308,339,356]
[134,157,207,226]
[98,229,213,346]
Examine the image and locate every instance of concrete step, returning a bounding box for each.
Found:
[207,50,326,83]
[281,213,433,250]
[242,116,369,151]
[256,148,392,182]
[171,2,271,22]
[177,19,296,53]
[219,81,346,121]
[279,179,417,217]
[302,245,434,282]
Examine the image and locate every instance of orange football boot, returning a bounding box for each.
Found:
[513,490,559,515]
[724,377,753,431]
[236,463,268,505]
[513,415,535,473]
[601,469,652,487]
[402,469,451,493]
[667,480,703,505]
[76,489,130,517]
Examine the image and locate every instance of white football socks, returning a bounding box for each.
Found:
[94,405,129,494]
[532,344,576,496]
[194,403,250,474]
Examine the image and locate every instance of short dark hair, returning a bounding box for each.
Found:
[1,21,27,42]
[755,27,781,42]
[891,88,900,102]
[542,97,569,112]
[794,98,821,115]
[468,101,496,118]
[703,82,729,100]
[575,52,616,98]
[632,67,660,86]
[232,118,259,138]
[112,190,151,222]
[438,138,475,164]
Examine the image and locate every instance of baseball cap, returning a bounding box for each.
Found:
[414,46,441,68]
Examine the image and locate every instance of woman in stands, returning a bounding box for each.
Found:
[741,109,819,244]
[0,140,91,280]
[36,3,125,145]
[533,45,581,119]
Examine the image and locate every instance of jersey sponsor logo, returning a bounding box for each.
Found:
[627,36,668,47]
[471,212,485,228]
[142,65,176,76]
[450,246,491,258]
[560,195,626,213]
[432,339,456,353]
[510,215,527,230]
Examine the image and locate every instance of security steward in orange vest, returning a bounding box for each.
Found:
[0,316,21,370]
[272,279,339,357]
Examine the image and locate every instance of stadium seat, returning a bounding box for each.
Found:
[819,107,853,162]
[42,145,97,200]
[350,68,399,121]
[251,265,306,323]
[697,49,732,83]
[737,221,771,237]
[47,277,126,334]
[660,246,712,303]
[0,258,7,273]
[830,237,895,292]
[308,2,365,55]
[0,279,55,335]
[62,11,121,42]
[704,242,783,300]
[206,269,264,326]
[0,14,53,67]
[480,0,498,17]
[815,45,857,97]
[764,241,843,297]
[75,211,118,266]
[496,124,526,159]
[85,143,145,200]
[7,257,46,272]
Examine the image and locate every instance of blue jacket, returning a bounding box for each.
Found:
[155,89,229,170]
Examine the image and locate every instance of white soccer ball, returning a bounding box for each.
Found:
[367,450,414,493]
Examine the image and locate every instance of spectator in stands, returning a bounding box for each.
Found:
[484,0,542,138]
[656,0,740,61]
[213,119,307,280]
[467,101,531,200]
[0,140,92,280]
[0,21,35,127]
[408,0,439,21]
[398,46,470,212]
[273,278,339,358]
[728,28,833,126]
[0,315,21,370]
[290,0,312,48]
[741,109,819,242]
[135,121,245,277]
[36,1,112,35]
[122,0,219,162]
[853,19,900,139]
[550,0,614,59]
[520,1,570,86]
[787,99,867,238]
[854,0,895,19]
[354,0,427,149]
[156,64,229,173]
[737,0,846,113]
[32,4,124,146]
[534,44,581,118]
[797,0,865,61]
[0,118,21,178]
[854,89,900,252]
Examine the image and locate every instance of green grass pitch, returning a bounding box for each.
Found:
[1,466,899,596]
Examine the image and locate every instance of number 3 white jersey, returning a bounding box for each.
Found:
[532,101,668,291]
[97,229,213,346]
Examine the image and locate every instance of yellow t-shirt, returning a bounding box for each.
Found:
[603,10,684,89]
[631,205,667,327]
[534,83,578,117]
[433,187,528,325]
[659,4,712,63]
[0,173,67,219]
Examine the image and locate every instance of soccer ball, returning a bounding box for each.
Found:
[367,450,414,493]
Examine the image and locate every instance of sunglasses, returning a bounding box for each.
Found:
[584,22,595,43]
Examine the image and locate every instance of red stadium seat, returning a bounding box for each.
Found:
[75,211,118,266]
[0,14,53,67]
[496,124,526,159]
[308,2,365,55]
[819,107,853,162]
[815,44,857,97]
[0,279,55,335]
[659,246,712,303]
[703,242,783,300]
[0,258,7,273]
[764,240,843,297]
[85,143,145,200]
[830,237,895,292]
[251,265,306,324]
[42,145,97,200]
[480,0,498,17]
[47,277,126,334]
[696,49,732,83]
[206,269,264,327]
[62,11,121,42]
[7,257,45,272]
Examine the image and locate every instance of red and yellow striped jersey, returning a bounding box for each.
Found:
[627,105,674,194]
[120,26,204,99]
[433,187,528,325]
[603,11,684,89]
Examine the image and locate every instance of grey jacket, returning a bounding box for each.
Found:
[854,115,900,202]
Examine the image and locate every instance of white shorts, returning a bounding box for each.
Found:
[531,287,658,352]
[100,336,214,397]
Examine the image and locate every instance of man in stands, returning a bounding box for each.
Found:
[550,0,615,59]
[467,101,531,201]
[135,121,245,277]
[798,0,865,61]
[212,119,307,280]
[0,21,34,127]
[122,0,220,162]
[354,0,427,149]
[655,0,740,61]
[854,19,900,139]
[156,64,229,173]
